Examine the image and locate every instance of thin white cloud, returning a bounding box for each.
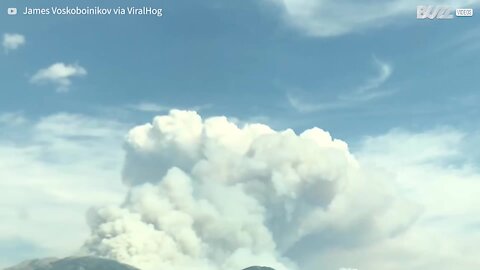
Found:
[435,26,480,55]
[30,63,87,92]
[287,93,347,113]
[270,0,480,37]
[288,57,394,113]
[0,112,27,126]
[354,57,392,94]
[2,33,25,53]
[128,102,212,113]
[128,102,171,113]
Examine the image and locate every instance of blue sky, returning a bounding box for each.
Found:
[1,0,479,141]
[1,0,480,269]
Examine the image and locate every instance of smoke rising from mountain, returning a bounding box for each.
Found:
[83,110,418,270]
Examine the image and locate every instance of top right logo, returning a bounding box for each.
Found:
[417,6,474,19]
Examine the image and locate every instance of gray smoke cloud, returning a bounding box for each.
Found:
[82,110,418,270]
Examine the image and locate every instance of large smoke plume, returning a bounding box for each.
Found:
[82,110,418,270]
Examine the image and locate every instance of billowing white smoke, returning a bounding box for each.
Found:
[83,110,418,270]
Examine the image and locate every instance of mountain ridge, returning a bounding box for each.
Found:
[4,257,140,270]
[5,257,276,270]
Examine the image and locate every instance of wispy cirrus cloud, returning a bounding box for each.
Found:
[288,57,394,113]
[127,102,212,113]
[30,63,87,92]
[127,102,171,113]
[354,57,392,94]
[2,33,25,53]
[435,26,480,55]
